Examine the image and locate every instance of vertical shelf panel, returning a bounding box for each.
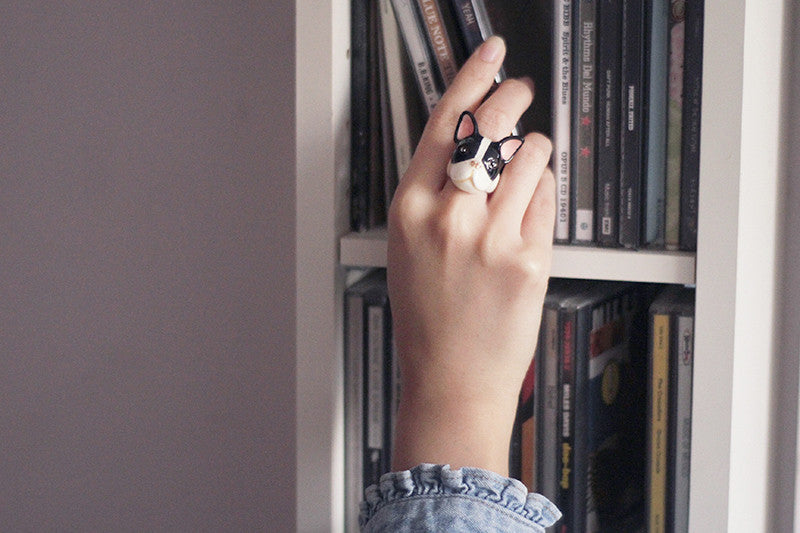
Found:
[690,0,744,530]
[693,0,785,530]
[727,0,786,529]
[296,1,350,531]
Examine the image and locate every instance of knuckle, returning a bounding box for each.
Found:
[431,200,472,247]
[501,77,535,101]
[519,255,549,285]
[425,107,460,141]
[527,132,553,161]
[387,192,406,227]
[475,109,513,140]
[476,227,507,264]
[501,242,551,284]
[509,254,550,293]
[388,188,423,237]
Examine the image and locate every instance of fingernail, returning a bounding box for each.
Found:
[479,36,504,63]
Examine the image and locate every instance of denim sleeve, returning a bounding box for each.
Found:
[359,464,561,532]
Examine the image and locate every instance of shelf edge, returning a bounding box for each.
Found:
[340,231,696,284]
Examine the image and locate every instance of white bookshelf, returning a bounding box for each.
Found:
[296,0,787,531]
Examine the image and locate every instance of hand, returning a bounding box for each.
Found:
[387,36,556,476]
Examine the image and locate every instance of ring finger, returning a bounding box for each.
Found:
[472,76,534,142]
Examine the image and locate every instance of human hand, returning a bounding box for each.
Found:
[388,36,556,475]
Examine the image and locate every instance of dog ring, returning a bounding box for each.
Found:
[446,110,524,193]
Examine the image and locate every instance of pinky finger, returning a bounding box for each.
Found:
[521,166,556,250]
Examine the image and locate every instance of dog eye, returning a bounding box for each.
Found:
[458,145,468,154]
[484,157,497,170]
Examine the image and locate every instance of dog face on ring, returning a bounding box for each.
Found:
[446,111,524,193]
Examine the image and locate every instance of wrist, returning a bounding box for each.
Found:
[391,381,520,476]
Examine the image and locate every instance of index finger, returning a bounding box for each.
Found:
[402,36,508,191]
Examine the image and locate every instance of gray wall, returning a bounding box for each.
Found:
[0,2,296,530]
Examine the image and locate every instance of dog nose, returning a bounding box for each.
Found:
[469,160,480,168]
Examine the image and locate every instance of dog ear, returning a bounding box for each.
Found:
[453,110,479,142]
[497,135,525,163]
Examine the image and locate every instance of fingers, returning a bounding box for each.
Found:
[472,77,534,141]
[521,164,556,250]
[490,132,552,229]
[404,36,507,191]
[432,36,509,140]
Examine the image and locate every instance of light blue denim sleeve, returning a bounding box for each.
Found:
[359,464,561,532]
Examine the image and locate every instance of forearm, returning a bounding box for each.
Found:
[369,35,557,532]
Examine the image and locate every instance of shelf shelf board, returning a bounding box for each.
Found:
[340,228,696,285]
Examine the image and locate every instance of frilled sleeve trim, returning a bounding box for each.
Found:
[359,464,561,530]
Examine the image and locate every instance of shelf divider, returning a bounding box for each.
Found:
[340,229,696,285]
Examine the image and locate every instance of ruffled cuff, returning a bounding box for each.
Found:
[359,464,561,531]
